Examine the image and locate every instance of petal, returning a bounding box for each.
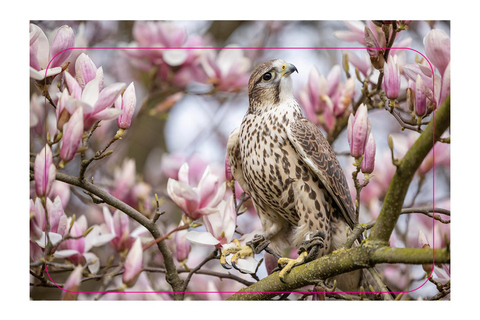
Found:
[92,83,126,114]
[53,249,80,258]
[83,252,100,274]
[185,231,220,246]
[232,256,258,274]
[81,78,100,107]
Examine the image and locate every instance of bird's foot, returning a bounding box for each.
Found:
[220,235,269,274]
[220,238,255,273]
[298,231,326,262]
[277,251,308,283]
[276,231,326,283]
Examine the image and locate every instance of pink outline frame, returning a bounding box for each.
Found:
[38,44,440,298]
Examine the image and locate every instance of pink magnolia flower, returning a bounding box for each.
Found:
[383,55,401,100]
[60,106,83,163]
[167,163,226,220]
[30,196,67,256]
[110,158,136,203]
[34,145,56,197]
[415,74,427,117]
[160,153,210,184]
[128,21,208,87]
[48,181,71,209]
[122,238,144,287]
[115,82,137,129]
[185,198,237,247]
[30,198,45,241]
[347,104,371,158]
[201,47,251,91]
[65,77,125,130]
[55,215,114,274]
[424,29,450,77]
[347,51,372,78]
[102,207,146,252]
[30,24,75,80]
[298,65,347,133]
[61,266,83,300]
[361,133,376,174]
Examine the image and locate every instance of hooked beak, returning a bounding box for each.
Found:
[281,62,298,77]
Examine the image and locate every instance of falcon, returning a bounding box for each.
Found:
[223,59,361,290]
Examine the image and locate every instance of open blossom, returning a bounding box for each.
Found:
[201,47,251,91]
[65,78,125,130]
[185,198,237,247]
[102,207,146,252]
[34,145,56,197]
[298,65,354,133]
[122,238,144,287]
[60,106,84,163]
[55,215,114,274]
[115,82,137,129]
[167,163,226,220]
[347,104,371,158]
[30,24,75,80]
[128,21,207,87]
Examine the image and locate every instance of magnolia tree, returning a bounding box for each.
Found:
[30,20,450,301]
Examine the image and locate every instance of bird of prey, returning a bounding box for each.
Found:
[222,59,361,290]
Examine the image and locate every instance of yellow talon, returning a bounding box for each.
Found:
[277,251,308,283]
[220,239,255,269]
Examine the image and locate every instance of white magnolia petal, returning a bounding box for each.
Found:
[185,231,220,246]
[84,252,100,274]
[30,66,62,81]
[53,249,80,258]
[232,256,258,274]
[35,232,63,248]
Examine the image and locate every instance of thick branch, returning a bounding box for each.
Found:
[227,246,449,300]
[368,96,450,244]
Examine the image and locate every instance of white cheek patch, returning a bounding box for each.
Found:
[279,77,293,102]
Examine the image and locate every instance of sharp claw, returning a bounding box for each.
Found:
[220,262,232,270]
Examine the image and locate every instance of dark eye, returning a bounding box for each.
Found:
[262,72,272,81]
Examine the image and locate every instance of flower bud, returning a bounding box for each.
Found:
[364,26,385,69]
[60,106,84,163]
[49,25,75,68]
[424,29,450,76]
[415,74,427,118]
[115,82,137,129]
[347,104,370,158]
[382,55,401,100]
[34,145,56,197]
[361,133,376,174]
[122,238,143,287]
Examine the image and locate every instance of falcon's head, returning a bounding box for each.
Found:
[248,59,298,113]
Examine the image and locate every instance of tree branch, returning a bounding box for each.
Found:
[368,96,450,244]
[227,246,449,300]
